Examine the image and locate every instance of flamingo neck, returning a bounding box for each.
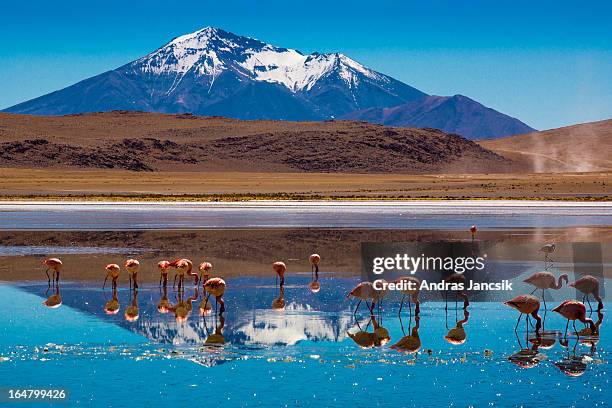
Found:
[530,311,542,332]
[580,317,597,333]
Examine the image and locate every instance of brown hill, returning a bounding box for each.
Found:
[0,111,512,173]
[480,119,612,172]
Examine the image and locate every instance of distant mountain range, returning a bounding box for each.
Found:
[3,27,534,139]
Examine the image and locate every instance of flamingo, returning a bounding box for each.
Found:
[308,254,321,293]
[570,275,603,311]
[103,263,120,289]
[552,300,597,338]
[309,254,321,277]
[42,258,63,285]
[198,262,213,284]
[470,225,477,241]
[504,294,542,333]
[540,243,555,270]
[158,260,171,287]
[523,271,568,309]
[124,259,140,290]
[395,276,421,316]
[203,277,226,316]
[272,261,286,289]
[170,258,194,289]
[443,273,469,310]
[347,281,387,315]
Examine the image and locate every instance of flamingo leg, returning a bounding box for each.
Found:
[585,295,593,312]
[514,313,523,331]
[129,274,132,290]
[399,294,405,316]
[353,299,362,316]
[103,275,108,289]
[173,274,177,289]
[573,321,579,337]
[530,287,537,295]
[55,271,60,285]
[408,298,412,320]
[45,268,51,285]
[217,296,225,315]
[542,289,547,310]
[444,290,448,311]
[159,275,162,287]
[563,319,569,339]
[526,314,529,334]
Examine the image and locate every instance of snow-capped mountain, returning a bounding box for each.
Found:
[4,27,535,138]
[5,27,425,119]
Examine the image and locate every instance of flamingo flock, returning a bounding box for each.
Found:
[40,227,605,346]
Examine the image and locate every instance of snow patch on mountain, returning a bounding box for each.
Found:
[133,26,386,93]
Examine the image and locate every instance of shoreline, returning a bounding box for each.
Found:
[0,194,610,203]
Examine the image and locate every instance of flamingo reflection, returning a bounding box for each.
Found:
[104,286,120,315]
[170,287,199,323]
[309,254,321,293]
[444,309,469,345]
[204,315,226,346]
[157,285,171,314]
[347,314,390,348]
[390,312,421,354]
[43,284,62,308]
[125,288,139,322]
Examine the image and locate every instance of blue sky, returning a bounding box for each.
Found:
[1,0,611,130]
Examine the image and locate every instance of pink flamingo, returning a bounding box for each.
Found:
[553,300,597,337]
[470,225,477,240]
[272,261,286,289]
[103,263,120,289]
[198,261,213,284]
[124,259,140,289]
[309,254,321,277]
[504,294,542,333]
[523,271,568,309]
[347,281,387,315]
[570,275,603,311]
[170,258,195,289]
[203,277,226,316]
[42,258,63,285]
[158,260,171,287]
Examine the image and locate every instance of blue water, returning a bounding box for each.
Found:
[0,279,609,407]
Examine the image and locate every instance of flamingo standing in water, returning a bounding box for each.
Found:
[198,262,213,284]
[570,275,603,311]
[523,271,568,309]
[309,254,321,277]
[103,264,120,289]
[504,294,543,333]
[309,254,321,293]
[470,225,477,241]
[124,259,140,290]
[540,243,555,270]
[43,258,63,285]
[347,281,387,315]
[203,277,226,316]
[272,261,286,290]
[158,260,171,287]
[553,300,597,338]
[170,258,195,289]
